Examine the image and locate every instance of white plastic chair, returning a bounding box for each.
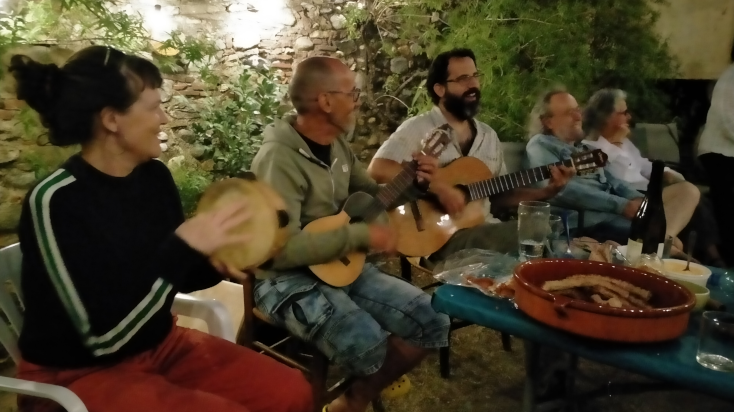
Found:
[0,243,236,412]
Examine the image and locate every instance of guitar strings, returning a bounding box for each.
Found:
[363,161,418,222]
[467,158,576,200]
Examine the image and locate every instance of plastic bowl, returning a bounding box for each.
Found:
[675,280,710,312]
[662,258,712,288]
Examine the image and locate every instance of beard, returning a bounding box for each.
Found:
[569,126,585,142]
[327,111,357,137]
[443,88,481,121]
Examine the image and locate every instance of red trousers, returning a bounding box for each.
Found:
[17,325,314,412]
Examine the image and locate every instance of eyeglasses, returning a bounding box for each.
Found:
[446,73,483,85]
[325,88,362,102]
[615,109,630,116]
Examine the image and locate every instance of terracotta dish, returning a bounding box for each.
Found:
[513,259,695,343]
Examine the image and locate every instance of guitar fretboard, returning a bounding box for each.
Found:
[364,162,418,221]
[467,158,574,201]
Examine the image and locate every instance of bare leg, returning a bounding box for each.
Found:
[662,182,699,238]
[327,336,429,412]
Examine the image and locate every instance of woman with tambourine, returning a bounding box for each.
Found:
[10,45,312,412]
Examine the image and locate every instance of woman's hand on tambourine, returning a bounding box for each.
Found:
[176,200,252,256]
[209,258,249,282]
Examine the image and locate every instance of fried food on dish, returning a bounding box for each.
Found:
[542,274,653,309]
[571,238,620,263]
[591,293,624,308]
[464,275,515,298]
[543,274,651,300]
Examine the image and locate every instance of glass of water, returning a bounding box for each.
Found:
[697,311,734,372]
[518,201,551,261]
[546,214,563,256]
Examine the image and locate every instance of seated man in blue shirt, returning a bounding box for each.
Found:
[523,87,644,244]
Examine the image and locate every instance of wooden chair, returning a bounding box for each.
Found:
[235,272,386,412]
[399,255,513,379]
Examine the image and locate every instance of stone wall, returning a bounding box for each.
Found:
[0,0,421,247]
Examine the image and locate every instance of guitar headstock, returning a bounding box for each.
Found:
[571,149,608,176]
[420,124,452,159]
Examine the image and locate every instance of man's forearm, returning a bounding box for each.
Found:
[271,224,371,270]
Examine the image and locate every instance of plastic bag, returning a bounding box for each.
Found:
[432,249,519,298]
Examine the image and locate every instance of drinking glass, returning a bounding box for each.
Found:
[546,214,563,256]
[517,201,550,261]
[697,311,734,372]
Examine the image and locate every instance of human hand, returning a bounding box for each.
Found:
[176,200,252,256]
[412,152,439,185]
[368,225,397,254]
[622,198,644,220]
[546,165,575,195]
[431,181,466,215]
[209,257,250,282]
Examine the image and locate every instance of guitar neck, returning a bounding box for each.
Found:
[365,162,418,221]
[466,158,573,201]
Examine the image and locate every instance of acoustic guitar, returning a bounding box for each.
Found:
[196,173,290,271]
[388,149,609,257]
[303,126,452,287]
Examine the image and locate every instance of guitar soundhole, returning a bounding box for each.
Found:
[276,210,290,228]
[339,256,351,265]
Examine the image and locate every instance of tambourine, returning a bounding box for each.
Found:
[195,173,290,271]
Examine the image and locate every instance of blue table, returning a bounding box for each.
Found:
[431,268,734,410]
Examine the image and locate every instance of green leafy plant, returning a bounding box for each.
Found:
[0,0,218,142]
[21,152,54,182]
[0,0,221,213]
[344,4,370,40]
[16,107,45,143]
[170,164,213,217]
[187,66,290,178]
[358,0,678,141]
[0,1,149,75]
[20,146,79,182]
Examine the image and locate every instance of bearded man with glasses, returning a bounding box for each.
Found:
[368,48,574,263]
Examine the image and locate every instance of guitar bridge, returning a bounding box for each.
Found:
[339,256,351,265]
[410,201,425,232]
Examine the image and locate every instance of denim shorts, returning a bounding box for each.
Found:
[253,264,451,376]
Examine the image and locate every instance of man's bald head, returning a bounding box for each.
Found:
[289,56,346,114]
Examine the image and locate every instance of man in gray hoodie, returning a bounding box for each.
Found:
[251,57,462,412]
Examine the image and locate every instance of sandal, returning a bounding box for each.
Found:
[380,374,411,399]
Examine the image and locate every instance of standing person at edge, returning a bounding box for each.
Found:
[251,56,457,412]
[11,46,313,412]
[698,62,734,265]
[369,48,574,262]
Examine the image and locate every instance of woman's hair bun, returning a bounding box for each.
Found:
[9,54,63,124]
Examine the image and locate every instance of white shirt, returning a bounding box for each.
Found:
[582,136,683,191]
[373,106,506,223]
[699,63,734,158]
